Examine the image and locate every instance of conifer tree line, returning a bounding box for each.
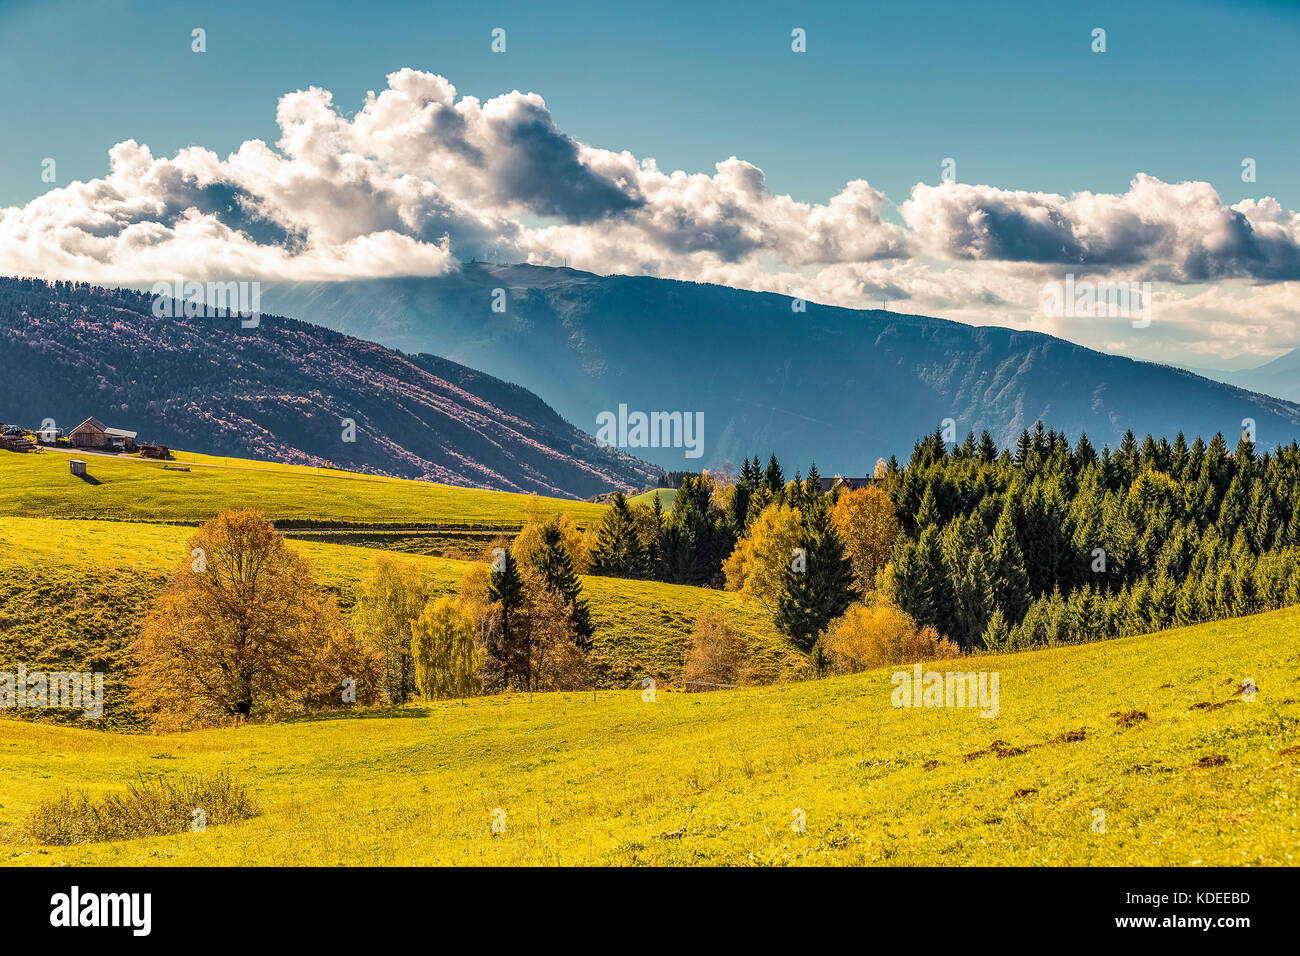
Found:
[886,422,1300,648]
[589,457,859,649]
[585,423,1300,654]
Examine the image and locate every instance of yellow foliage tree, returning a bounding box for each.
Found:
[411,596,483,701]
[352,553,430,704]
[723,503,803,607]
[511,498,591,574]
[819,599,961,674]
[830,486,900,593]
[681,609,750,688]
[132,510,379,730]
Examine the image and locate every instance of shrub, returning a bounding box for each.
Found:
[819,600,961,674]
[25,772,258,845]
[682,610,750,688]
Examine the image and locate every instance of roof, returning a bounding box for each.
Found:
[104,427,137,439]
[819,476,874,492]
[70,417,106,433]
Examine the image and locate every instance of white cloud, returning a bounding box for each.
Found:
[2,69,1298,363]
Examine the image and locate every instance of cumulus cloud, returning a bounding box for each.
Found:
[901,174,1300,282]
[1,68,1298,363]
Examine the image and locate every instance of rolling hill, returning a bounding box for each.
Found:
[259,264,1300,470]
[3,603,1296,864]
[0,277,659,499]
[0,512,801,727]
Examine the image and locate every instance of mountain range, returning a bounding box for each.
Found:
[258,264,1300,470]
[0,277,659,499]
[1187,349,1300,404]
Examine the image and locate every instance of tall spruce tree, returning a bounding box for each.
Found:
[534,522,594,651]
[488,548,528,689]
[774,505,857,651]
[590,492,646,578]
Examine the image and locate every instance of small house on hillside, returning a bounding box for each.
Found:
[69,417,137,452]
[139,443,170,459]
[819,475,874,493]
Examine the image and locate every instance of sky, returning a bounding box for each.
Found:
[1,0,1298,368]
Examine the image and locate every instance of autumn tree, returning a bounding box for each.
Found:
[681,610,750,688]
[132,509,378,730]
[352,553,430,704]
[722,503,804,607]
[511,498,591,574]
[830,485,900,593]
[819,599,959,674]
[411,596,482,700]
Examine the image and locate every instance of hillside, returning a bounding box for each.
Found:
[0,448,611,527]
[1192,348,1300,404]
[259,265,1300,470]
[0,277,659,499]
[2,604,1296,865]
[0,515,801,728]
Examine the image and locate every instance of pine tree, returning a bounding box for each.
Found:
[990,502,1031,622]
[774,506,856,651]
[805,462,822,500]
[642,492,665,579]
[916,483,940,529]
[763,454,784,495]
[728,465,755,534]
[534,522,594,651]
[979,430,998,464]
[488,549,528,689]
[1015,429,1033,468]
[980,607,1010,650]
[590,492,646,578]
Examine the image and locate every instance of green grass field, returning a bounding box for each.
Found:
[3,446,1298,866]
[629,488,676,510]
[0,449,608,527]
[2,605,1297,865]
[0,516,800,728]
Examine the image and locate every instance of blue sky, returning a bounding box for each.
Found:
[1,0,1297,366]
[3,0,1295,210]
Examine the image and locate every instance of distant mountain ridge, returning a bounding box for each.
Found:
[1187,349,1300,403]
[257,264,1300,469]
[0,277,660,499]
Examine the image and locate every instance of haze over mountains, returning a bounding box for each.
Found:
[0,278,659,499]
[1189,350,1300,404]
[260,264,1300,471]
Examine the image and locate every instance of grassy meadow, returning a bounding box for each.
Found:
[0,448,607,527]
[0,516,801,727]
[2,446,1297,866]
[2,605,1297,865]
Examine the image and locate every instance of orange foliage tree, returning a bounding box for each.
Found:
[830,486,900,593]
[132,510,379,730]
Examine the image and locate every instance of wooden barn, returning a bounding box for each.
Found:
[69,417,138,452]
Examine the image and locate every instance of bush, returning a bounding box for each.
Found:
[25,772,258,845]
[819,600,961,674]
[682,610,750,688]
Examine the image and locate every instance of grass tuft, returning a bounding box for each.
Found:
[24,772,258,845]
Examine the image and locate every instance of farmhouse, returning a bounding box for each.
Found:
[820,475,874,493]
[69,417,137,452]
